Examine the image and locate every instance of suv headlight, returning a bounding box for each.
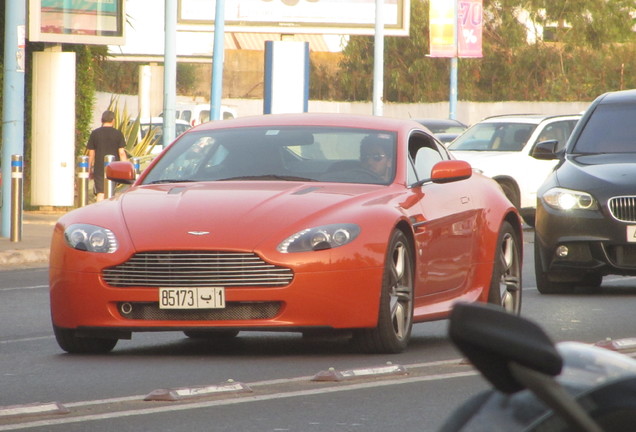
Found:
[277,224,360,253]
[542,187,597,211]
[64,224,119,253]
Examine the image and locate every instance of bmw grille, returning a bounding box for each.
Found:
[609,196,636,223]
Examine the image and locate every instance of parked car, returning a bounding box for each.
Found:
[49,113,522,354]
[138,117,191,153]
[414,118,468,144]
[448,114,581,226]
[533,89,636,294]
[174,103,238,126]
[126,117,191,155]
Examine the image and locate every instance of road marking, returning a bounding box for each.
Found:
[0,369,477,431]
[0,403,67,418]
[1,285,48,292]
[0,336,53,345]
[58,358,465,408]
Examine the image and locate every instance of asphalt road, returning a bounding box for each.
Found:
[2,229,636,431]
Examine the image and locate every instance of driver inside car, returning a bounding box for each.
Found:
[360,134,394,182]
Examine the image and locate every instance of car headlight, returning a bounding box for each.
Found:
[64,224,119,253]
[277,224,360,253]
[542,187,597,211]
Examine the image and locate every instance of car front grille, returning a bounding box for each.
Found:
[117,301,282,321]
[608,196,636,222]
[103,251,293,288]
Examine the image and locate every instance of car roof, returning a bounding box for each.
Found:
[597,89,636,104]
[190,113,426,132]
[478,114,581,124]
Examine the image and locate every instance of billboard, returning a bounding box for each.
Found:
[429,0,482,58]
[29,0,125,45]
[178,0,411,36]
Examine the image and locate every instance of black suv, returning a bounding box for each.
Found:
[533,89,636,294]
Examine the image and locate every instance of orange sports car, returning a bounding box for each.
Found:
[49,113,523,354]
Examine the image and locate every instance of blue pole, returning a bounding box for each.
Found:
[2,0,26,238]
[210,0,225,121]
[449,0,458,120]
[163,0,177,148]
[450,58,458,120]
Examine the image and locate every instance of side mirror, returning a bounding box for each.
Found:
[106,161,136,185]
[430,160,472,184]
[449,302,562,394]
[532,140,560,160]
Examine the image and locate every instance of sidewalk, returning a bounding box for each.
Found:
[0,211,64,269]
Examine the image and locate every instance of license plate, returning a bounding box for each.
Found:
[627,226,636,243]
[159,287,225,309]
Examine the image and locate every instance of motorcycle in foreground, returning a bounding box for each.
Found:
[440,303,636,431]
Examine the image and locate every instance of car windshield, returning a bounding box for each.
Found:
[142,126,397,185]
[573,104,636,154]
[449,122,537,151]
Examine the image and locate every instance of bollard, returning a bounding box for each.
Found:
[131,157,141,178]
[10,155,23,242]
[104,155,115,199]
[77,155,89,207]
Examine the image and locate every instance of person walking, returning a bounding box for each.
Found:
[87,110,128,201]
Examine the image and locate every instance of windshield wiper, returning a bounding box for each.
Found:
[147,179,196,184]
[218,175,316,182]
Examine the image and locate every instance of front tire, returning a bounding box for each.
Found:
[497,180,520,210]
[488,221,522,314]
[353,230,414,354]
[53,325,118,354]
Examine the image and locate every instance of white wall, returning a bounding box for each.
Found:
[94,91,592,129]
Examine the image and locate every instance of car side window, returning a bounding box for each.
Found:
[408,133,445,184]
[199,110,210,124]
[535,120,578,152]
[180,110,192,123]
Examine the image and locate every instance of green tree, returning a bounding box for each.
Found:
[72,45,108,155]
[337,0,636,103]
[524,0,636,47]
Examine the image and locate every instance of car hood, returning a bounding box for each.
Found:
[118,182,386,251]
[557,153,636,196]
[451,151,520,160]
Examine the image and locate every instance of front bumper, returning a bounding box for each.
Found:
[535,202,636,276]
[50,266,384,332]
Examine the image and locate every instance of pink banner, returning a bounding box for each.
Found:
[457,0,483,58]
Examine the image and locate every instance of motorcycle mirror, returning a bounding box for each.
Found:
[449,302,563,394]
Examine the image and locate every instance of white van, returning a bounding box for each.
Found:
[175,103,238,126]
